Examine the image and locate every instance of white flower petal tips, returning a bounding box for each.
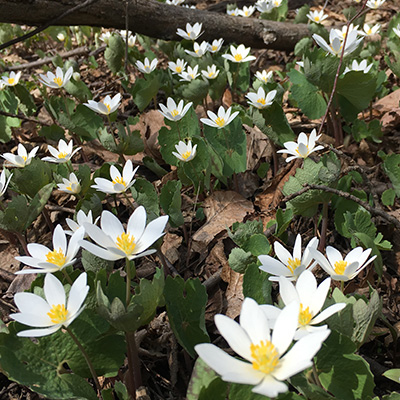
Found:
[172,140,197,162]
[39,66,73,89]
[84,93,121,115]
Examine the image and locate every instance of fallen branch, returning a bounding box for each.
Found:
[0,0,310,51]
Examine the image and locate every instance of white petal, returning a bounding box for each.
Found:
[67,272,89,316]
[17,325,60,337]
[252,375,288,398]
[271,301,298,355]
[279,276,299,305]
[311,303,346,325]
[44,274,66,306]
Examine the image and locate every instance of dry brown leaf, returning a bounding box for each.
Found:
[192,191,253,253]
[380,109,400,132]
[373,89,400,114]
[221,263,243,319]
[161,233,182,265]
[244,124,273,171]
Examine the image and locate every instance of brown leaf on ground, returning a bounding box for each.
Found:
[7,269,37,295]
[244,124,273,171]
[221,262,243,319]
[373,89,400,114]
[161,233,182,265]
[192,191,254,253]
[380,108,400,132]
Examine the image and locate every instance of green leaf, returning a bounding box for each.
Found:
[24,183,54,230]
[64,79,93,103]
[129,76,160,111]
[104,35,124,74]
[130,178,160,218]
[316,330,375,400]
[114,381,130,400]
[187,358,226,400]
[165,276,210,358]
[243,263,272,305]
[252,102,295,146]
[13,84,36,116]
[337,71,377,111]
[228,247,254,273]
[81,249,113,273]
[39,124,65,141]
[288,69,326,119]
[290,371,336,399]
[304,54,340,94]
[382,153,400,196]
[0,195,29,232]
[242,234,271,257]
[383,369,400,384]
[182,79,209,104]
[382,188,396,206]
[229,220,264,247]
[275,208,293,238]
[116,118,144,155]
[160,180,184,227]
[229,383,266,400]
[70,104,104,141]
[142,156,168,177]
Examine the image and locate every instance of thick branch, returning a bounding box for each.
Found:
[0,0,310,50]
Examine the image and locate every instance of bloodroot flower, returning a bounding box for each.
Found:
[84,93,121,115]
[200,106,239,129]
[57,172,81,195]
[2,143,39,168]
[1,71,22,87]
[195,298,330,398]
[10,272,89,337]
[222,44,256,63]
[172,140,197,162]
[39,66,73,89]
[158,98,192,121]
[42,139,81,164]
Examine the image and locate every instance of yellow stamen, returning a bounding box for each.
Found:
[104,103,111,113]
[287,257,302,274]
[257,98,266,105]
[46,248,66,267]
[66,185,73,192]
[250,341,279,374]
[214,117,225,127]
[181,151,192,160]
[112,176,127,187]
[57,152,68,159]
[53,77,63,87]
[208,72,215,78]
[299,304,313,326]
[234,53,243,62]
[47,304,68,324]
[176,66,183,73]
[116,232,136,255]
[195,49,200,54]
[212,46,218,51]
[22,155,27,161]
[189,74,195,79]
[314,16,320,22]
[8,78,15,85]
[171,109,180,117]
[334,260,348,275]
[367,29,372,35]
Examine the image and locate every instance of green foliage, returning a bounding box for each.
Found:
[13,84,37,116]
[160,180,184,227]
[275,208,294,237]
[294,4,310,23]
[39,124,65,141]
[229,220,264,247]
[228,248,254,273]
[382,153,400,196]
[182,79,209,104]
[104,34,124,74]
[345,119,383,143]
[81,249,114,273]
[165,276,210,358]
[116,117,144,155]
[129,75,160,111]
[383,369,400,384]
[243,263,272,305]
[130,177,160,218]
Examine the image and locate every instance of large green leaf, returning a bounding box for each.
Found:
[382,153,400,196]
[243,263,272,305]
[160,180,184,227]
[130,177,160,219]
[104,34,124,74]
[165,276,210,358]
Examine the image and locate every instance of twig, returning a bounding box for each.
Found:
[316,0,369,140]
[282,183,400,230]
[0,0,97,51]
[0,110,51,126]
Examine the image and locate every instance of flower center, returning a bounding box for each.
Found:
[53,77,63,87]
[299,303,313,326]
[189,74,195,79]
[112,176,127,187]
[22,155,27,161]
[287,257,302,274]
[58,152,68,159]
[234,53,243,62]
[8,78,15,85]
[171,109,180,117]
[104,103,111,113]
[47,304,68,324]
[116,232,136,255]
[334,260,348,275]
[367,28,372,35]
[257,98,266,105]
[181,150,192,160]
[314,16,320,22]
[144,66,150,72]
[250,340,279,374]
[195,49,200,54]
[208,72,214,77]
[46,248,67,267]
[274,0,280,6]
[295,145,309,157]
[176,66,182,73]
[215,117,225,127]
[212,45,218,51]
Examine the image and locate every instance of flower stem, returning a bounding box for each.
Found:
[65,326,103,399]
[62,268,73,285]
[125,330,142,400]
[318,202,329,252]
[341,280,345,293]
[125,258,135,306]
[176,120,182,141]
[122,191,136,211]
[107,115,126,163]
[312,360,323,389]
[66,160,74,174]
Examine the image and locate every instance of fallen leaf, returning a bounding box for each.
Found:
[373,89,400,114]
[221,263,243,319]
[161,233,182,265]
[192,191,254,253]
[380,108,400,132]
[244,124,273,171]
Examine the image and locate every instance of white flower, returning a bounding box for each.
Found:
[66,210,99,237]
[2,143,39,168]
[168,59,187,74]
[201,65,220,80]
[172,140,197,162]
[238,5,256,17]
[366,0,385,9]
[334,24,359,41]
[158,98,193,121]
[200,106,239,129]
[10,272,89,337]
[313,30,363,57]
[0,81,5,90]
[359,23,381,37]
[277,129,324,162]
[393,24,400,39]
[261,270,346,339]
[42,139,81,163]
[57,33,66,41]
[185,41,208,58]
[256,0,274,13]
[259,234,319,281]
[136,58,158,74]
[84,93,121,115]
[255,69,273,84]
[39,66,73,89]
[183,4,196,8]
[15,225,84,274]
[176,22,203,41]
[222,44,256,63]
[195,298,330,398]
[227,7,240,16]
[179,65,200,82]
[271,0,283,8]
[166,0,185,5]
[57,172,81,194]
[306,10,328,24]
[99,31,112,45]
[80,206,168,261]
[1,71,22,87]
[208,38,224,53]
[246,87,277,109]
[92,159,139,194]
[119,30,136,47]
[344,59,373,74]
[0,169,12,198]
[309,246,377,282]
[72,72,81,81]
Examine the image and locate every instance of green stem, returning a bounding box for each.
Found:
[107,115,126,163]
[122,191,136,211]
[62,268,73,285]
[66,160,74,174]
[312,360,323,389]
[125,331,142,400]
[341,280,345,293]
[125,258,136,306]
[65,327,103,399]
[176,120,182,141]
[318,202,329,252]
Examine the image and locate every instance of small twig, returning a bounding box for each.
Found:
[0,110,51,126]
[0,0,97,51]
[282,183,400,230]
